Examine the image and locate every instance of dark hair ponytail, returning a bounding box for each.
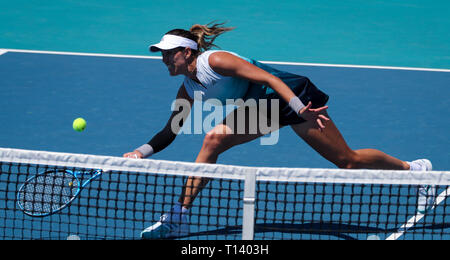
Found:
[165,21,234,53]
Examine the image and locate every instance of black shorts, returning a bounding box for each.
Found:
[261,76,329,126]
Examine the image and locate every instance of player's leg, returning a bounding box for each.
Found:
[290,111,409,170]
[181,105,281,207]
[291,110,435,214]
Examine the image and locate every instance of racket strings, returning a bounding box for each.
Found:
[18,171,79,215]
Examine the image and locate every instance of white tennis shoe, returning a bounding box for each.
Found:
[413,159,436,214]
[140,212,189,239]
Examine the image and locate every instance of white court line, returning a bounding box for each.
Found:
[260,60,450,73]
[0,49,7,55]
[386,186,450,240]
[0,48,161,60]
[1,48,450,72]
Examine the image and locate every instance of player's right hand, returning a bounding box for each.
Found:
[123,151,144,159]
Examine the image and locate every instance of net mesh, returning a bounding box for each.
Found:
[254,181,449,240]
[0,148,449,240]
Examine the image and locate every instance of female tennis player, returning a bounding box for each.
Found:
[123,22,435,239]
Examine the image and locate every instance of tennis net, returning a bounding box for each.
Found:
[0,148,449,240]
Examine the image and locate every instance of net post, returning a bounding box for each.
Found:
[242,170,256,240]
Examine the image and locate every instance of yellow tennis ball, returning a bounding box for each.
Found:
[73,118,87,132]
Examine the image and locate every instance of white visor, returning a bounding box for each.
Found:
[149,34,198,52]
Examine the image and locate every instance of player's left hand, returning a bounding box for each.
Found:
[298,101,329,131]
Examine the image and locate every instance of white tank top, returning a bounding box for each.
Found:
[183,50,252,103]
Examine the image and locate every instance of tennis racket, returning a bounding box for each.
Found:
[17,169,104,217]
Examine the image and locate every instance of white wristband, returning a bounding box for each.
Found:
[289,96,306,114]
[135,144,154,158]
